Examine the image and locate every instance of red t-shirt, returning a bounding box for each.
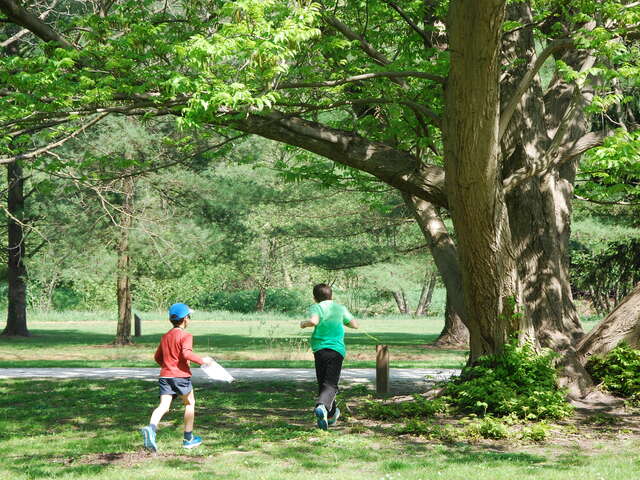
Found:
[154,327,205,377]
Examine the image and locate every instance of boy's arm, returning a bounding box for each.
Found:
[344,307,358,329]
[181,334,212,365]
[154,344,163,366]
[300,314,319,329]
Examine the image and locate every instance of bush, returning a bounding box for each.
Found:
[361,395,447,420]
[194,288,308,314]
[586,342,640,405]
[443,340,573,420]
[463,416,510,440]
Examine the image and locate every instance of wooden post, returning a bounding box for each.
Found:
[134,313,142,337]
[376,344,389,394]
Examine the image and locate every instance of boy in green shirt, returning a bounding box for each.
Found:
[300,283,359,430]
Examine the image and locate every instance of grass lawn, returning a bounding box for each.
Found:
[0,379,638,480]
[0,309,469,369]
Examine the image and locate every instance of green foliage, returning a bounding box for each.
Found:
[577,130,640,205]
[571,238,640,314]
[586,343,640,404]
[443,340,573,420]
[464,416,510,440]
[361,395,447,420]
[195,288,307,315]
[520,422,550,442]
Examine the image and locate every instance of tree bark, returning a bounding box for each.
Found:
[2,162,29,337]
[114,175,134,345]
[256,286,267,312]
[444,0,528,362]
[577,283,640,360]
[434,297,471,348]
[497,3,594,397]
[415,271,437,316]
[392,290,408,314]
[404,195,469,347]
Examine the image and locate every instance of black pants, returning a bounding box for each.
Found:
[314,348,344,417]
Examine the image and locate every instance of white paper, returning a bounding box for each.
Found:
[201,360,235,383]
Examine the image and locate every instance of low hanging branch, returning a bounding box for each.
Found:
[0,113,109,165]
[577,283,640,361]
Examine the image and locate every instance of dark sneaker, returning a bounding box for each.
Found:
[182,435,203,449]
[328,407,341,426]
[315,405,328,431]
[141,426,157,452]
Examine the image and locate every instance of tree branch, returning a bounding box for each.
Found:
[0,0,73,48]
[502,130,608,194]
[383,0,430,44]
[225,111,448,208]
[0,113,109,165]
[323,14,392,67]
[277,97,441,127]
[0,0,59,48]
[499,38,574,139]
[277,71,445,90]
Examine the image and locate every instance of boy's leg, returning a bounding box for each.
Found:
[181,390,196,433]
[314,349,327,398]
[320,350,343,418]
[180,390,203,448]
[142,394,172,452]
[150,395,173,426]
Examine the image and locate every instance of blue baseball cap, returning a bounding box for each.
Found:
[169,303,193,323]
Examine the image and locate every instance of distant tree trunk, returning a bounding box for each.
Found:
[282,264,293,288]
[2,162,29,337]
[415,271,437,316]
[577,283,640,361]
[392,290,409,314]
[114,175,134,345]
[404,195,469,348]
[256,286,267,312]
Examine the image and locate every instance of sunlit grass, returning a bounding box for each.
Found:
[0,379,638,480]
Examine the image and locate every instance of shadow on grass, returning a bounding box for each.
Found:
[2,379,617,478]
[0,329,452,349]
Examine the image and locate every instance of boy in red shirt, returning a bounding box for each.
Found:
[141,303,212,452]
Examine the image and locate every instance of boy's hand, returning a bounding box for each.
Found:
[299,321,306,329]
[202,356,214,366]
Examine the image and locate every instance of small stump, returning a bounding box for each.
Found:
[376,344,389,394]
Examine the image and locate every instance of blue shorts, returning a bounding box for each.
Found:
[158,377,193,397]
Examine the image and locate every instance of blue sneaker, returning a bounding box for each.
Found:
[315,405,328,431]
[182,435,203,449]
[141,426,157,452]
[328,407,341,426]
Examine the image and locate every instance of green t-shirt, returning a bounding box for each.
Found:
[307,300,353,357]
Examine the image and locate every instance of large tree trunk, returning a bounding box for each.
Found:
[404,195,469,347]
[415,271,437,316]
[496,3,596,397]
[3,162,29,337]
[444,0,529,362]
[577,283,640,360]
[114,175,134,345]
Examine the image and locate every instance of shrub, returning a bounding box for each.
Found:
[443,340,573,420]
[462,416,511,440]
[194,288,307,314]
[586,342,640,405]
[520,422,550,442]
[361,395,447,420]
